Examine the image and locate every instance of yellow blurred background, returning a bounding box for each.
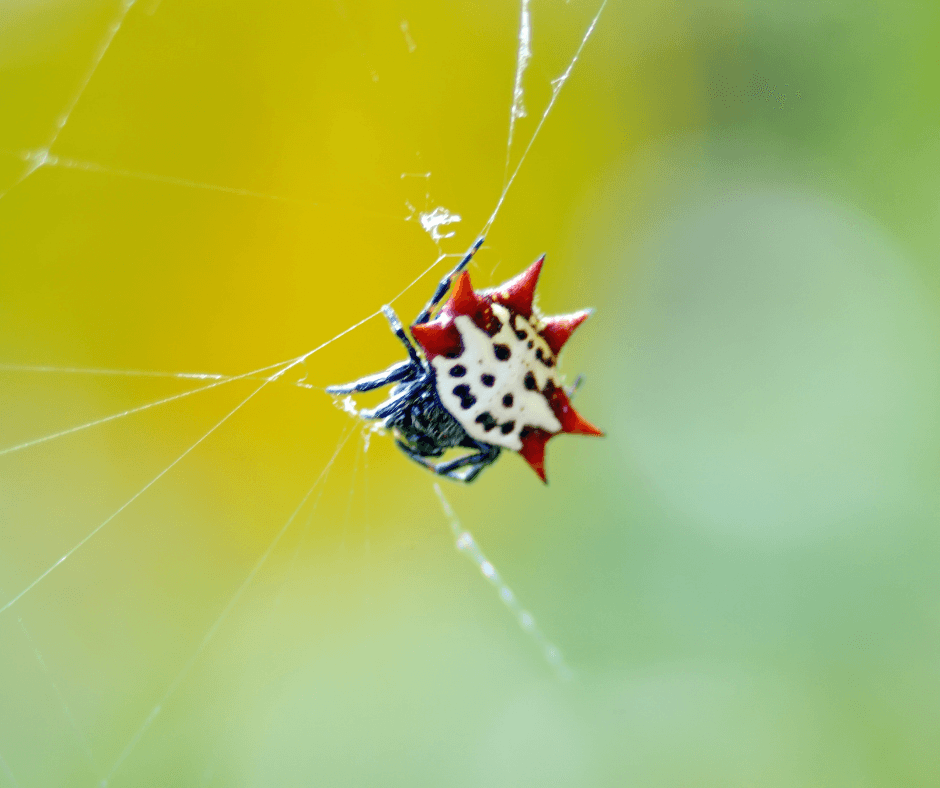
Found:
[2,0,940,786]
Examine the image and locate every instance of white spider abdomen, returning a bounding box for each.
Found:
[430,304,562,450]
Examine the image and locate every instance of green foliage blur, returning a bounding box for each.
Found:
[1,0,938,786]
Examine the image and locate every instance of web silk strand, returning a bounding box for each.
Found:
[0,378,275,618]
[46,0,138,152]
[0,363,235,380]
[0,1,137,202]
[0,360,292,457]
[0,364,322,395]
[504,0,532,185]
[101,429,355,785]
[39,154,405,220]
[273,426,357,609]
[434,484,573,680]
[484,0,608,237]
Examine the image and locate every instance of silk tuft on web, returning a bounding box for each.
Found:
[0,1,606,784]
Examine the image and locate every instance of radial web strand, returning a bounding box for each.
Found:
[0,359,292,457]
[0,0,137,201]
[0,376,272,617]
[101,429,355,786]
[504,0,532,183]
[434,484,573,680]
[484,0,608,236]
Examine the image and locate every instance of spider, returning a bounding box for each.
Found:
[326,237,603,482]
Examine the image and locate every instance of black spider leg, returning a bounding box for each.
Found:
[396,438,500,483]
[359,379,422,420]
[413,235,485,326]
[380,304,423,367]
[325,306,424,396]
[324,360,415,395]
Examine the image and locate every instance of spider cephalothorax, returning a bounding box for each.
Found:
[326,238,602,482]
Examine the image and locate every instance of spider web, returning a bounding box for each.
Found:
[0,1,607,784]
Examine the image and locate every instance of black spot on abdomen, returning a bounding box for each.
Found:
[523,371,537,390]
[494,344,511,361]
[502,394,514,407]
[500,421,515,435]
[481,374,495,387]
[452,384,477,410]
[475,412,498,432]
[449,364,466,377]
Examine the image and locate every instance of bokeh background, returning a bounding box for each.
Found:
[2,0,939,786]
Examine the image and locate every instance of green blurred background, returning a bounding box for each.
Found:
[2,0,939,786]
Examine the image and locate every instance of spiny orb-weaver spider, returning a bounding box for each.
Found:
[326,237,603,483]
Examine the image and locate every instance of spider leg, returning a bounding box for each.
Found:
[434,443,500,482]
[413,235,485,325]
[456,457,497,484]
[359,381,419,420]
[381,305,423,367]
[395,438,445,461]
[325,360,416,395]
[397,439,500,483]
